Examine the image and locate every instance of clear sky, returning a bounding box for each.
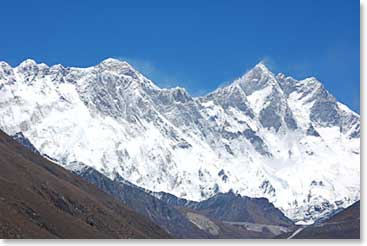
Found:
[0,0,360,112]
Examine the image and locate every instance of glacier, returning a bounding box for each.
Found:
[0,58,360,224]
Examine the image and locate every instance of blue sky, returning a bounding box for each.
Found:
[0,0,360,112]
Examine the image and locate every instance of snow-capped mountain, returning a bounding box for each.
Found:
[0,58,360,224]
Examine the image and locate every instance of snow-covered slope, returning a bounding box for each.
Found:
[0,58,360,224]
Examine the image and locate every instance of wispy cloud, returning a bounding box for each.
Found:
[258,56,277,71]
[115,56,221,97]
[117,56,184,89]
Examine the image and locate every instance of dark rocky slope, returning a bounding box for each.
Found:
[292,201,360,239]
[157,191,294,226]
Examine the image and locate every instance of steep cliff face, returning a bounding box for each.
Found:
[0,58,360,224]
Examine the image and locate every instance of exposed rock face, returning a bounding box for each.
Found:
[155,191,294,227]
[0,58,360,224]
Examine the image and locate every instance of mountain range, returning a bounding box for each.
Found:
[1,127,358,238]
[0,58,360,225]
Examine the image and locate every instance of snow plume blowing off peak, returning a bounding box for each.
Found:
[98,58,135,70]
[0,58,360,224]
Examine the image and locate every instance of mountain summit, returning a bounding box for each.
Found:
[0,58,360,224]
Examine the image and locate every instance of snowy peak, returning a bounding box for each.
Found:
[234,62,280,96]
[278,74,349,129]
[92,58,160,91]
[17,58,38,68]
[15,59,51,77]
[16,59,39,76]
[277,74,326,100]
[247,62,273,75]
[215,64,298,132]
[100,57,129,66]
[254,62,273,74]
[207,62,278,109]
[97,58,135,73]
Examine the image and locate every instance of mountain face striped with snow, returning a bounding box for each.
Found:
[0,58,360,224]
